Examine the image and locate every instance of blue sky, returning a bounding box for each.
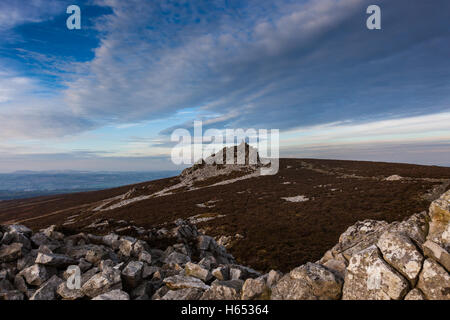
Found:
[0,0,449,172]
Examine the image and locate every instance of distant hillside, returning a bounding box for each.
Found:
[0,171,179,200]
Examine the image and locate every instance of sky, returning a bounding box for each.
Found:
[0,0,449,172]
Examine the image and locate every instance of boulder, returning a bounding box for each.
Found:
[272,262,342,300]
[161,288,204,300]
[163,275,210,290]
[404,288,426,300]
[138,251,152,265]
[81,268,122,298]
[266,270,282,288]
[164,251,191,265]
[377,231,424,284]
[423,240,450,272]
[417,258,450,300]
[212,266,229,281]
[201,280,243,300]
[342,245,409,300]
[427,190,450,250]
[118,237,137,257]
[92,289,130,300]
[19,264,52,286]
[241,276,270,300]
[30,275,63,300]
[121,261,144,289]
[185,262,212,282]
[35,252,77,268]
[0,243,24,263]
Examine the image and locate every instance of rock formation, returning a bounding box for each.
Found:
[0,190,449,300]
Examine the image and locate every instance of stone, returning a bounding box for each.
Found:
[30,275,63,300]
[57,281,85,300]
[266,270,282,288]
[92,289,130,300]
[161,288,203,300]
[323,259,347,279]
[35,252,77,268]
[164,251,191,265]
[0,243,24,263]
[241,277,270,300]
[428,190,450,250]
[163,275,210,290]
[130,281,153,299]
[417,258,450,300]
[121,261,144,289]
[142,265,159,279]
[404,288,426,300]
[85,246,111,265]
[212,266,229,281]
[201,280,243,300]
[118,236,137,257]
[342,245,409,300]
[81,268,122,298]
[0,290,24,300]
[185,262,212,282]
[102,233,120,249]
[377,231,424,284]
[423,240,450,272]
[19,264,52,286]
[138,251,152,264]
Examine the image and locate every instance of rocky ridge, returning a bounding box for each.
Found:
[0,190,449,300]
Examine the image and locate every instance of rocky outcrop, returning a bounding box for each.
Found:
[0,190,449,300]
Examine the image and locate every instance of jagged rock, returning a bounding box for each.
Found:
[102,233,120,249]
[122,261,144,289]
[0,243,24,263]
[163,275,210,290]
[212,266,229,281]
[41,225,64,240]
[17,252,37,271]
[133,240,150,256]
[323,259,347,279]
[30,275,63,300]
[342,245,409,300]
[198,256,217,270]
[58,267,99,300]
[138,251,152,264]
[19,264,52,286]
[387,212,429,245]
[142,265,159,279]
[85,246,112,265]
[377,231,424,284]
[118,237,137,257]
[272,262,342,300]
[266,270,282,288]
[417,258,450,300]
[201,280,243,300]
[241,276,270,300]
[229,265,261,280]
[336,220,389,260]
[130,281,153,299]
[92,289,130,300]
[428,190,450,250]
[423,240,450,272]
[5,225,32,237]
[81,267,122,298]
[164,251,191,265]
[161,288,204,300]
[404,288,426,300]
[152,285,169,300]
[35,252,77,268]
[185,262,212,282]
[0,290,24,300]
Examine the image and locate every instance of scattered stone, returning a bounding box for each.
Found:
[121,261,144,289]
[35,252,77,268]
[242,277,270,300]
[161,288,204,300]
[30,275,63,300]
[185,262,212,282]
[19,264,52,286]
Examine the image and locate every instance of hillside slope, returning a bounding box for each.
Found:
[1,158,450,272]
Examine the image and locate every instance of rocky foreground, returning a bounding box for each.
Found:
[0,190,449,300]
